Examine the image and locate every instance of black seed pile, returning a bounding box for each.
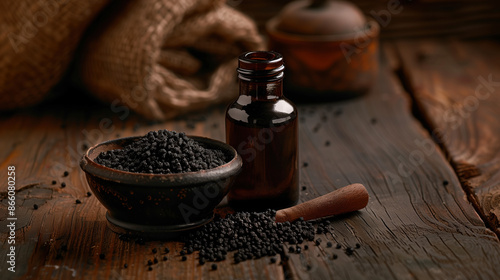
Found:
[181,210,319,264]
[95,130,227,174]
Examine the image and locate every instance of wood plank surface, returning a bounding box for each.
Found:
[2,41,500,279]
[234,0,500,39]
[395,40,500,235]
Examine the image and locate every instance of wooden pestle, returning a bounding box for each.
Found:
[275,183,369,223]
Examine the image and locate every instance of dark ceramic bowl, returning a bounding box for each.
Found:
[80,136,242,238]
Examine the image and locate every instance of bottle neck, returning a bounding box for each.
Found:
[239,78,283,100]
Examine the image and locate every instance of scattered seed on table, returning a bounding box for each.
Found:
[211,264,217,270]
[270,257,277,263]
[147,260,153,266]
[303,162,309,167]
[164,247,170,253]
[163,256,168,261]
[153,257,158,264]
[180,250,186,256]
[345,247,354,256]
[87,192,92,197]
[152,248,157,254]
[301,186,307,191]
[52,180,57,185]
[289,246,295,253]
[63,171,69,177]
[124,263,128,268]
[326,241,332,248]
[99,253,105,260]
[355,243,361,249]
[33,204,38,210]
[148,266,153,271]
[336,243,342,249]
[443,180,449,186]
[61,182,66,188]
[75,199,81,204]
[332,254,338,260]
[199,258,205,265]
[315,238,322,245]
[304,245,309,250]
[181,256,187,261]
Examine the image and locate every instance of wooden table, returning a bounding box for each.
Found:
[2,40,500,279]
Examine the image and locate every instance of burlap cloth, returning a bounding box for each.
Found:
[0,0,110,111]
[0,0,263,120]
[79,0,263,120]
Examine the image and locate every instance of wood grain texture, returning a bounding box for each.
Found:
[395,40,500,235]
[2,42,500,279]
[234,0,500,39]
[282,47,500,279]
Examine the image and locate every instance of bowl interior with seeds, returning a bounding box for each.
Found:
[80,130,242,238]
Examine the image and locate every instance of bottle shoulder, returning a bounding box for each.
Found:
[226,96,297,126]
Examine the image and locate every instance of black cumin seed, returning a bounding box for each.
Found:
[181,256,187,261]
[75,199,81,204]
[443,180,449,186]
[152,248,157,254]
[153,257,158,264]
[148,266,153,271]
[33,204,38,210]
[147,260,153,266]
[124,263,128,268]
[63,171,69,177]
[211,263,217,270]
[99,253,105,260]
[61,182,66,188]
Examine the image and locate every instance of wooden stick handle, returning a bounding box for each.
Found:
[275,183,369,223]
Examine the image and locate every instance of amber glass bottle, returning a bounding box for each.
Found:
[225,51,298,210]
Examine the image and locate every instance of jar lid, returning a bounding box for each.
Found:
[273,0,367,36]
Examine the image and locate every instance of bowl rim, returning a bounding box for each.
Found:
[266,18,380,43]
[80,135,242,188]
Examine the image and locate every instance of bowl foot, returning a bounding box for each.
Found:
[106,212,213,239]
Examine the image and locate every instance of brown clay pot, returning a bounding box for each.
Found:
[266,0,380,101]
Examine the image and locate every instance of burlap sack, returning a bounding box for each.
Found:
[79,0,263,120]
[0,0,110,111]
